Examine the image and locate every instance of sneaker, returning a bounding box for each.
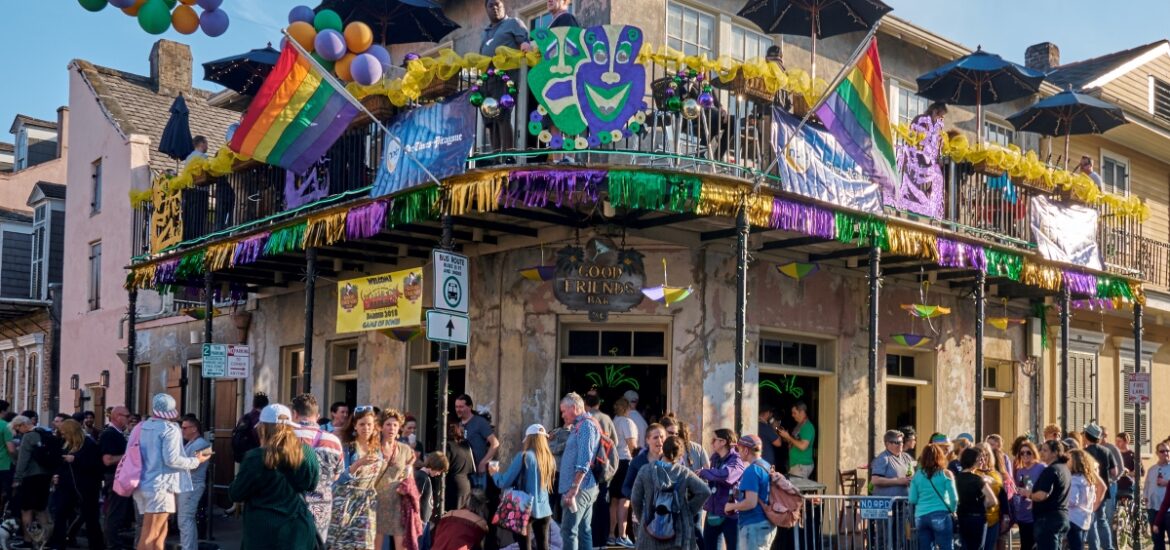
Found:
[617,537,635,547]
[606,537,618,546]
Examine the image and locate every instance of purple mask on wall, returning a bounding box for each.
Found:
[574,25,646,135]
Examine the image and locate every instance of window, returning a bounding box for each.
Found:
[4,358,14,404]
[26,353,38,413]
[282,347,305,402]
[406,337,469,453]
[728,25,773,61]
[31,207,45,300]
[1121,360,1152,449]
[885,352,934,436]
[891,82,930,128]
[91,159,102,213]
[1100,151,1129,195]
[667,3,715,57]
[1152,77,1170,121]
[88,241,101,310]
[1067,351,1096,432]
[984,121,1015,147]
[886,354,916,378]
[329,341,359,411]
[527,4,573,30]
[758,337,820,370]
[982,360,1014,437]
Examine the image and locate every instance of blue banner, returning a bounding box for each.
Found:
[371,92,476,198]
[771,107,883,214]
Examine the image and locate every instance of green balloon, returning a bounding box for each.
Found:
[311,52,335,73]
[313,9,343,32]
[137,0,171,34]
[78,0,108,11]
[161,0,176,7]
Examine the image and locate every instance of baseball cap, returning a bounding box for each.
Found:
[929,433,950,445]
[525,424,548,437]
[259,404,295,426]
[737,434,763,452]
[955,433,974,443]
[623,390,639,403]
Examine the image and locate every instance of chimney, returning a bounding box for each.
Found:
[1025,42,1060,73]
[149,40,192,95]
[56,107,68,159]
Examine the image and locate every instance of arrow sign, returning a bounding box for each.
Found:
[426,310,470,345]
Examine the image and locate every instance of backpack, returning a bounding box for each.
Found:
[112,423,145,497]
[584,416,618,484]
[30,428,63,470]
[231,412,259,463]
[760,462,805,528]
[643,462,683,541]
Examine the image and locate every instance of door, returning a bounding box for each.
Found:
[209,378,239,508]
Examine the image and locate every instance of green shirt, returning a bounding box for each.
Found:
[789,421,815,466]
[0,419,11,470]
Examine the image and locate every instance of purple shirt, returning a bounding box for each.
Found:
[699,449,745,517]
[1012,462,1047,523]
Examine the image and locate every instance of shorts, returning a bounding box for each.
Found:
[16,474,51,511]
[610,460,631,499]
[133,489,176,514]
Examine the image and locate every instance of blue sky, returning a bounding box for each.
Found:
[2,0,1167,136]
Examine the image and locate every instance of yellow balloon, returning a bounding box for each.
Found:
[171,5,199,35]
[287,21,317,53]
[335,52,356,82]
[344,22,374,54]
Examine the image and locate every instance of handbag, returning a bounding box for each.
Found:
[493,457,535,535]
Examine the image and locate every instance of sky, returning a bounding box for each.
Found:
[1,0,1169,136]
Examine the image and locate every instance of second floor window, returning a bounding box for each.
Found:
[667,3,715,58]
[1101,152,1129,195]
[527,4,573,30]
[91,159,102,214]
[1152,77,1170,121]
[88,241,101,310]
[984,121,1015,148]
[729,25,774,61]
[892,82,930,128]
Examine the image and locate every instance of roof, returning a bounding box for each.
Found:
[70,59,240,174]
[0,143,13,154]
[8,114,58,135]
[0,205,32,224]
[1047,40,1169,89]
[29,182,66,205]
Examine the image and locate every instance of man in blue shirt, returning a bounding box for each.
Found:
[724,434,775,549]
[455,394,500,488]
[558,392,600,550]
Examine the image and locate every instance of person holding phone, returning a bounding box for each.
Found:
[177,414,212,550]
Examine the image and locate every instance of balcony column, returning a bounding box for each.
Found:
[974,270,986,440]
[1060,285,1071,429]
[1132,301,1144,550]
[303,247,317,394]
[734,206,749,435]
[204,273,218,541]
[126,288,138,407]
[435,210,454,516]
[867,246,881,462]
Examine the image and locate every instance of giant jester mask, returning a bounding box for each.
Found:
[529,26,588,137]
[576,25,646,134]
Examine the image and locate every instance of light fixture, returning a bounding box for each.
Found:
[99,370,110,388]
[70,374,79,390]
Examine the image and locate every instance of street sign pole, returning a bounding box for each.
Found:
[435,211,454,520]
[1133,302,1143,550]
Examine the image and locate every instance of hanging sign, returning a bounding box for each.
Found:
[336,269,424,333]
[858,498,893,520]
[284,157,331,209]
[1127,372,1150,405]
[553,237,646,322]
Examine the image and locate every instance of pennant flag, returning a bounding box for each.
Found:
[890,333,932,348]
[641,285,693,306]
[814,37,899,197]
[519,265,556,282]
[901,304,951,318]
[777,262,820,281]
[229,43,360,175]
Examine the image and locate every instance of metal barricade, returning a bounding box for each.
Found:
[772,495,916,550]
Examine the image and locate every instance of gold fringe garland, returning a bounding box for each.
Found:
[447,174,505,216]
[204,242,237,272]
[696,182,744,218]
[746,194,773,227]
[1022,261,1063,293]
[126,265,156,290]
[303,211,349,249]
[886,226,939,263]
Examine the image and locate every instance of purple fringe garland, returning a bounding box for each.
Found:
[769,199,836,239]
[153,259,179,285]
[1071,298,1115,311]
[346,200,389,241]
[937,238,986,271]
[1062,271,1097,296]
[232,232,270,267]
[499,170,606,209]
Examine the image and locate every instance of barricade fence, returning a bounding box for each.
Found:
[775,495,917,550]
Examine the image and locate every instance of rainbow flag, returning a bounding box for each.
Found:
[814,38,898,198]
[229,43,359,175]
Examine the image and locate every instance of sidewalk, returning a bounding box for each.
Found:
[163,506,243,550]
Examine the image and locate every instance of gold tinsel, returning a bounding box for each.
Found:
[1130,281,1146,306]
[746,194,773,227]
[1022,261,1063,292]
[303,211,348,249]
[696,182,744,218]
[446,174,505,216]
[204,242,237,272]
[126,265,156,290]
[886,226,939,262]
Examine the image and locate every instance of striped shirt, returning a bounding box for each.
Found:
[293,423,344,537]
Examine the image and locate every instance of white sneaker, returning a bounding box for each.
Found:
[617,537,635,548]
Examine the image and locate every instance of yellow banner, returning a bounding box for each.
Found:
[149,177,183,253]
[336,269,424,333]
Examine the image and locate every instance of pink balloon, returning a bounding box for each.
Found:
[199,7,229,37]
[350,53,384,86]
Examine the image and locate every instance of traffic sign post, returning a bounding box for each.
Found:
[433,250,469,314]
[426,310,470,345]
[1128,372,1150,405]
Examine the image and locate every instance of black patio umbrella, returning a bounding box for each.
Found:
[916,47,1045,143]
[315,0,460,45]
[736,0,893,79]
[158,94,193,162]
[1007,88,1127,168]
[202,45,280,96]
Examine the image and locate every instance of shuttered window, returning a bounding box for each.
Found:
[1120,360,1152,448]
[1153,78,1170,121]
[1068,352,1096,431]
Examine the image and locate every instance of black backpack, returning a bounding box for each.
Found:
[31,428,63,470]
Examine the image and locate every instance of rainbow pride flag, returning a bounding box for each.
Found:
[229,43,359,175]
[814,38,898,197]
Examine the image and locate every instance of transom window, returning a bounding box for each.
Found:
[565,328,665,358]
[667,3,715,58]
[729,25,773,61]
[758,337,820,370]
[886,354,916,378]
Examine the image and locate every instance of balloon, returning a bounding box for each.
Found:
[199,7,229,37]
[179,0,197,4]
[195,0,221,9]
[161,0,176,7]
[121,0,145,15]
[109,0,135,7]
[287,21,317,52]
[365,44,392,71]
[314,29,347,61]
[334,53,356,82]
[311,52,335,73]
[350,53,383,86]
[343,22,373,54]
[313,9,342,32]
[171,5,199,34]
[137,0,171,34]
[78,0,108,12]
[288,5,314,25]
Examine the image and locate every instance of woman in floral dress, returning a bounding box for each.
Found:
[375,408,417,550]
[328,407,384,549]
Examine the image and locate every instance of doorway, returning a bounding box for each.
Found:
[758,372,820,477]
[558,322,670,421]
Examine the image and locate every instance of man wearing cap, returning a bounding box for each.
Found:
[1083,423,1118,550]
[724,434,776,549]
[559,392,601,550]
[291,393,344,540]
[137,394,212,550]
[622,390,648,451]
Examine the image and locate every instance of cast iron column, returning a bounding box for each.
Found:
[1060,285,1070,430]
[734,207,749,435]
[303,247,317,394]
[436,212,454,517]
[1133,301,1144,550]
[867,246,881,462]
[204,274,216,540]
[974,270,986,441]
[48,283,62,417]
[126,288,138,408]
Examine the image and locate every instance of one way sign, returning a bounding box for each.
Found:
[426,310,470,345]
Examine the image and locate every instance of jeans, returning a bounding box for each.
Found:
[984,523,1000,550]
[517,515,552,550]
[1033,512,1069,550]
[1018,521,1036,550]
[560,485,599,550]
[1069,523,1086,550]
[914,511,954,550]
[1150,510,1168,550]
[175,488,202,550]
[788,464,814,479]
[958,514,987,550]
[703,515,738,550]
[591,480,610,547]
[102,489,134,549]
[1088,505,1114,550]
[736,521,775,550]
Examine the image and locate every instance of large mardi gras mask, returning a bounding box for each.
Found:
[575,25,645,134]
[529,26,588,137]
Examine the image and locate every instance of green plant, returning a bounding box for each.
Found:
[585,364,640,391]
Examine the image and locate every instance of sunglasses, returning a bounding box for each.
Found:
[354,405,376,414]
[888,440,904,445]
[1158,449,1170,454]
[1019,451,1034,456]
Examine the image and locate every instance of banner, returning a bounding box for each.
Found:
[371,93,476,198]
[284,158,331,209]
[1029,195,1102,270]
[771,108,883,214]
[150,178,183,253]
[336,269,424,333]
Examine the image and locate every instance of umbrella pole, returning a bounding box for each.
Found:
[811,34,817,82]
[1064,128,1071,171]
[976,85,983,144]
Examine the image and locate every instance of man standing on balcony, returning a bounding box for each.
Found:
[480,0,530,155]
[1077,156,1104,187]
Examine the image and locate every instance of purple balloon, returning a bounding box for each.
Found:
[366,44,392,71]
[109,0,136,7]
[350,53,384,86]
[287,5,315,25]
[200,8,229,37]
[196,0,221,10]
[314,29,347,61]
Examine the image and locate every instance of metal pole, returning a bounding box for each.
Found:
[48,283,62,417]
[974,271,986,441]
[1133,301,1143,550]
[1060,286,1070,431]
[734,207,749,435]
[126,288,138,408]
[303,247,317,394]
[867,246,881,462]
[204,274,216,540]
[435,212,454,517]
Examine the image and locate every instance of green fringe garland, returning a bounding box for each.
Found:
[607,171,701,212]
[985,249,1023,281]
[1096,276,1134,301]
[265,223,307,256]
[1032,302,1049,349]
[834,212,888,249]
[175,250,206,280]
[388,186,441,227]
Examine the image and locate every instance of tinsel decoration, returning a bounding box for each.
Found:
[204,242,236,272]
[695,183,743,217]
[387,186,441,227]
[937,238,986,271]
[1062,271,1098,296]
[1097,276,1136,302]
[500,170,605,209]
[745,194,773,227]
[606,171,701,213]
[265,223,307,256]
[834,212,888,249]
[886,226,939,262]
[303,211,349,249]
[126,266,155,290]
[154,259,179,286]
[447,175,505,216]
[176,250,207,279]
[1021,261,1062,292]
[770,199,835,239]
[985,249,1023,281]
[1072,298,1116,311]
[233,232,270,267]
[1033,303,1050,349]
[345,201,388,241]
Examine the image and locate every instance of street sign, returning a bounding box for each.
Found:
[433,250,469,314]
[1128,372,1151,405]
[201,343,251,379]
[425,310,470,345]
[858,497,893,520]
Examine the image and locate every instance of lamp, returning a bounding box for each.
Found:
[70,374,79,390]
[99,370,110,388]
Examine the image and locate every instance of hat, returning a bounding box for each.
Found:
[737,434,763,452]
[622,390,639,403]
[1062,437,1080,451]
[259,404,295,426]
[1083,422,1103,441]
[929,433,950,445]
[955,433,974,443]
[525,424,547,437]
[152,393,179,420]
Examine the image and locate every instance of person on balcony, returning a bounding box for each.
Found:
[185,136,208,165]
[1076,156,1104,187]
[480,0,530,156]
[894,101,947,218]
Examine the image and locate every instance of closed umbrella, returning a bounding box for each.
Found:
[202,45,280,96]
[737,0,893,79]
[158,94,193,162]
[315,0,460,45]
[1006,88,1127,168]
[916,47,1045,143]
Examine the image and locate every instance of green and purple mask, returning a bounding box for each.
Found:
[575,25,645,134]
[529,26,588,137]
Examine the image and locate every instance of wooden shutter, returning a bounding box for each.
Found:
[1068,352,1096,430]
